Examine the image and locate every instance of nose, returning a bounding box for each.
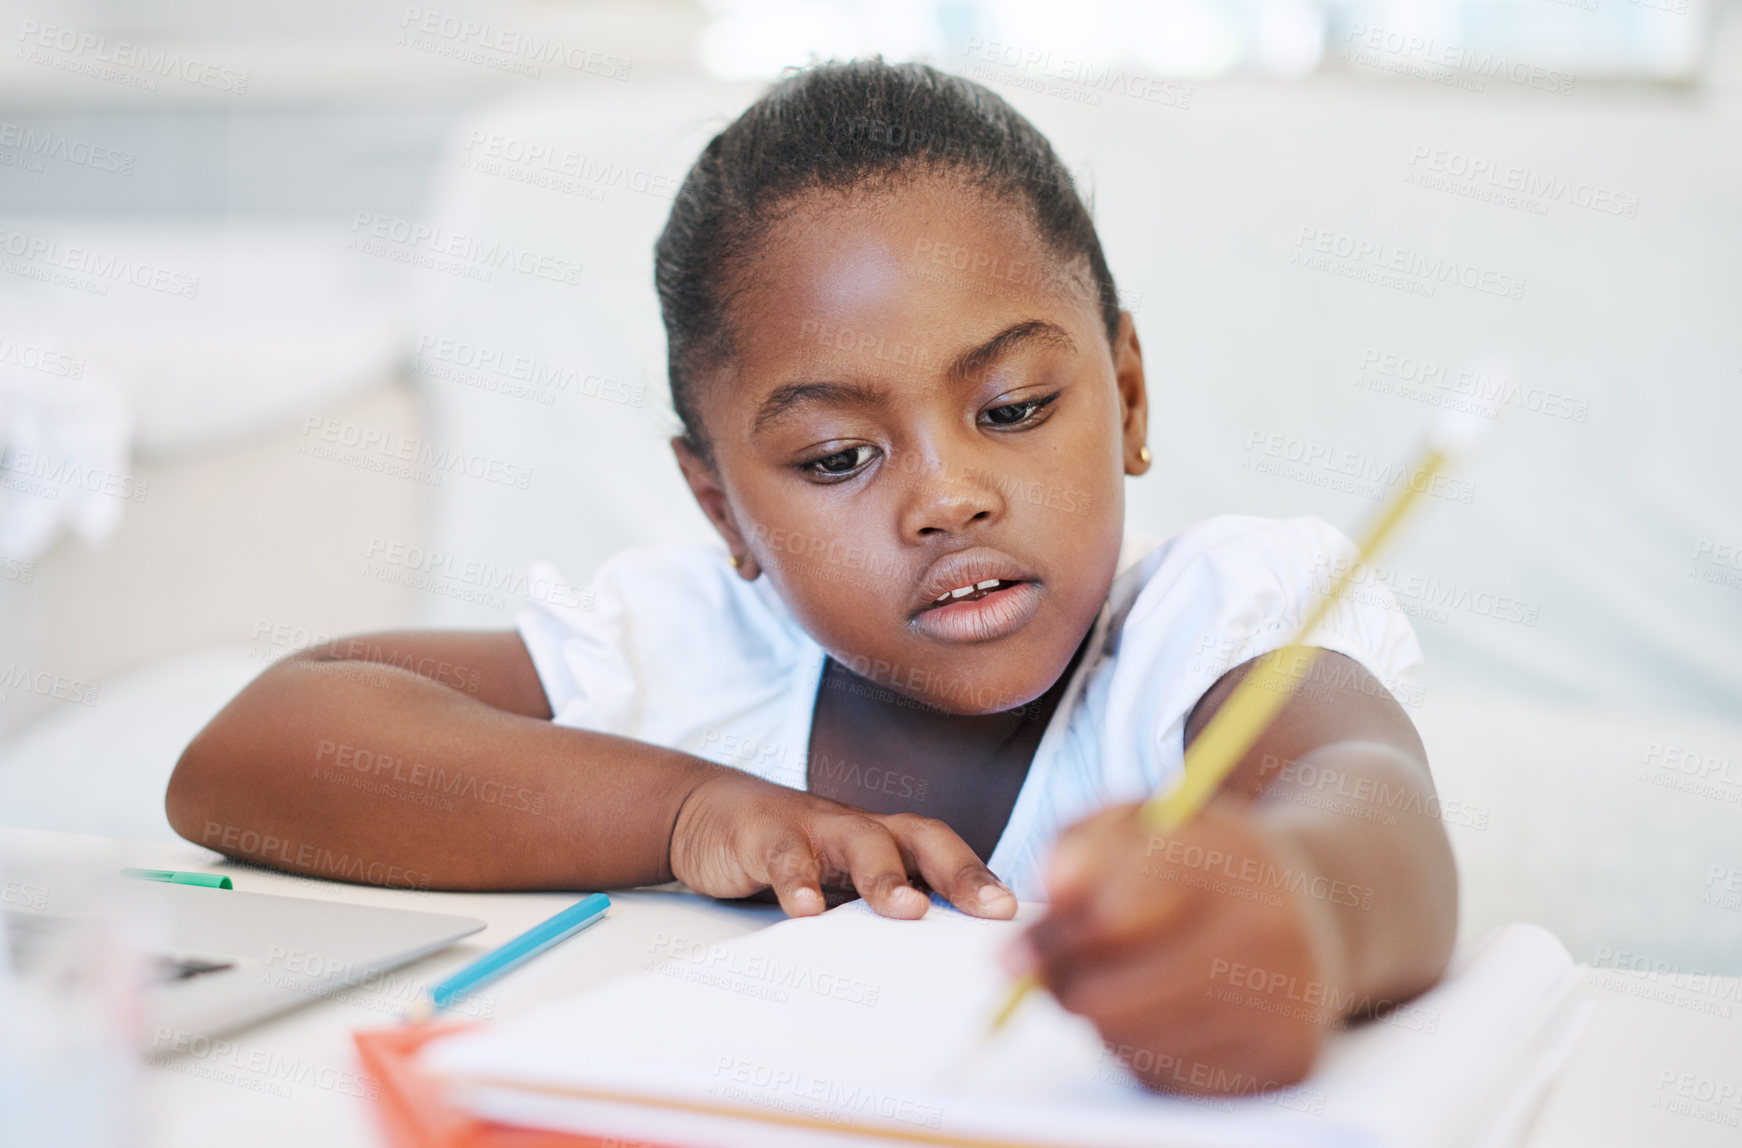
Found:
[893,446,1006,541]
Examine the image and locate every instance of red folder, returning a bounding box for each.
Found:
[353,1023,682,1148]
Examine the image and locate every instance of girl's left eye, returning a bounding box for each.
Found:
[800,443,878,480]
[980,391,1060,429]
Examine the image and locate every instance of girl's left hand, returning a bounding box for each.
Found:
[1004,799,1349,1096]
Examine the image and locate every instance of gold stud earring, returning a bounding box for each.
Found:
[729,555,741,568]
[1137,446,1151,464]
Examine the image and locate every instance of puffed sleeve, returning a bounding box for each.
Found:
[1094,514,1426,800]
[513,544,823,787]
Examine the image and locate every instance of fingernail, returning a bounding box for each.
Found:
[792,887,822,912]
[1047,838,1088,891]
[978,883,1013,907]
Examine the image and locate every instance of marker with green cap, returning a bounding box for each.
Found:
[122,868,233,889]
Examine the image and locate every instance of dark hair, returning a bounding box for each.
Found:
[654,58,1122,462]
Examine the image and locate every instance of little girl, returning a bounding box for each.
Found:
[169,60,1456,1095]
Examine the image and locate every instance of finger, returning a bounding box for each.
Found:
[1076,970,1235,1069]
[1038,802,1275,966]
[1078,830,1202,949]
[1024,898,1205,1017]
[830,818,929,919]
[1043,806,1133,908]
[761,836,827,917]
[1041,933,1296,1095]
[1006,884,1193,992]
[1012,807,1136,964]
[880,814,1016,919]
[1043,914,1219,1025]
[1024,839,1198,968]
[1120,1028,1280,1096]
[1051,802,1163,890]
[1105,995,1321,1095]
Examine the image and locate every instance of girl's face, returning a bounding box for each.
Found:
[675,175,1151,715]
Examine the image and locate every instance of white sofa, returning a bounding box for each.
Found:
[3,67,1739,971]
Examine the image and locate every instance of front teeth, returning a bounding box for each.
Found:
[935,579,1005,603]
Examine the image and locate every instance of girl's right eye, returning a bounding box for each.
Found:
[799,444,878,481]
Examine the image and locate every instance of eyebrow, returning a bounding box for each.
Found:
[751,379,888,435]
[948,319,1076,384]
[751,319,1077,435]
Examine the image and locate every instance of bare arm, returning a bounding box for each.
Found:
[166,631,721,890]
[165,630,1019,921]
[1020,650,1458,1093]
[1186,650,1459,1016]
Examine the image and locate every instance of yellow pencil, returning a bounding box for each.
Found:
[984,412,1481,1039]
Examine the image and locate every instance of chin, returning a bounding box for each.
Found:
[913,639,1081,717]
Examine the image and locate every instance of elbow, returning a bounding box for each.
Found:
[1427,818,1462,976]
[165,660,291,848]
[165,727,224,849]
[1394,804,1462,1001]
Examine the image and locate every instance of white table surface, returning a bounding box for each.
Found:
[5,827,1739,1148]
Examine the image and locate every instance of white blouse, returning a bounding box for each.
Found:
[517,515,1424,900]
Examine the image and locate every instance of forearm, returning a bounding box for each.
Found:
[1024,653,1458,1095]
[1248,738,1459,1017]
[166,657,726,891]
[1188,651,1459,1018]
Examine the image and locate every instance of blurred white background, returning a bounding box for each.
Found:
[0,0,1738,969]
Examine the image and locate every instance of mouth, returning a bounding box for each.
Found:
[921,578,1023,609]
[911,579,1044,644]
[910,551,1044,644]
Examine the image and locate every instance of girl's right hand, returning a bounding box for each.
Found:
[668,769,1018,919]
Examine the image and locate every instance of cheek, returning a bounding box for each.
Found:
[744,501,888,611]
[1024,401,1127,526]
[766,561,900,674]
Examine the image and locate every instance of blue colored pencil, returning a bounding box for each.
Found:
[408,892,612,1021]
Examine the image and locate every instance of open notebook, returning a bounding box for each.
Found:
[420,901,1591,1148]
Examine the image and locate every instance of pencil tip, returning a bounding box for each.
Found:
[986,973,1037,1036]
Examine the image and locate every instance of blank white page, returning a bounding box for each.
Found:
[423,900,1580,1148]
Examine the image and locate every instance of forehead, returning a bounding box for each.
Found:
[716,176,1095,389]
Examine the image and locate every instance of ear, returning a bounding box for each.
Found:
[1113,312,1151,476]
[672,437,762,579]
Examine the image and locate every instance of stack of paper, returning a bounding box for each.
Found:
[422,901,1589,1148]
